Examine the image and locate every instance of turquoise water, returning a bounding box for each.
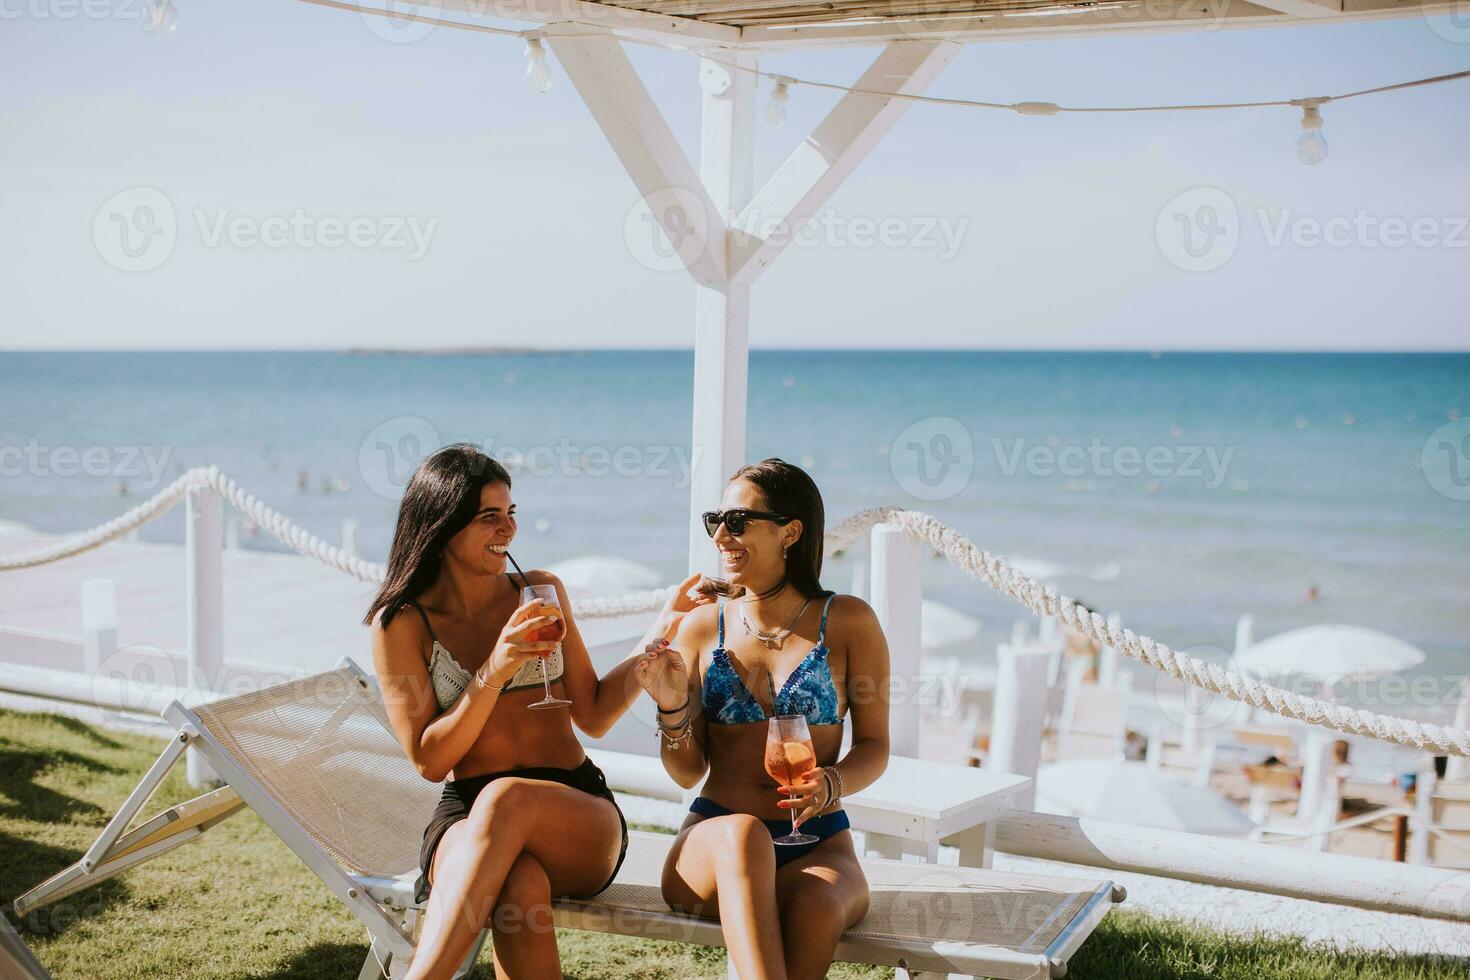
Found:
[2,351,1466,719]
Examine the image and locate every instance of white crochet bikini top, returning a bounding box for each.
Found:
[407,596,564,711]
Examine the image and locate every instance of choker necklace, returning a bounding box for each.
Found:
[742,596,811,650]
[746,578,788,603]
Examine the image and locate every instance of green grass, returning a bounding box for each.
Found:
[0,708,1463,979]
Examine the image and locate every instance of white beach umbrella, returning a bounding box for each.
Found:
[546,555,662,593]
[1036,760,1255,836]
[922,599,982,652]
[1234,624,1426,682]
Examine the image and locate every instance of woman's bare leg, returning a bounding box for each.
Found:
[773,831,869,980]
[406,778,621,980]
[662,814,787,980]
[489,851,560,979]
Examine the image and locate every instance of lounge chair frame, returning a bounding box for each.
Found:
[14,659,1120,980]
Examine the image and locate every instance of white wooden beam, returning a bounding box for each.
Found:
[738,0,1456,48]
[547,31,729,286]
[436,0,739,45]
[1249,0,1343,15]
[729,40,959,285]
[688,52,756,570]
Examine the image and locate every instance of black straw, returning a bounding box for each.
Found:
[506,550,532,591]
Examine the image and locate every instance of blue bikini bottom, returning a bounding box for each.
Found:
[688,796,851,868]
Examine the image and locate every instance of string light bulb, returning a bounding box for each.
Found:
[144,0,179,35]
[523,36,553,95]
[765,77,791,131]
[1295,100,1328,166]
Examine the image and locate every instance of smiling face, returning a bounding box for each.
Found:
[713,478,802,590]
[443,481,516,576]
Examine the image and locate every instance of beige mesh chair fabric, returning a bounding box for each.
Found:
[191,667,439,878]
[19,661,1119,979]
[576,833,1110,957]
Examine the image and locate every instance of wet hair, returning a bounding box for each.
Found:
[364,443,513,629]
[729,457,826,599]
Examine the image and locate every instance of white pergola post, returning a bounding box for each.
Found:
[688,52,755,572]
[547,33,956,576]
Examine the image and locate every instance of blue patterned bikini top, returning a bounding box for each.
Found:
[702,593,842,726]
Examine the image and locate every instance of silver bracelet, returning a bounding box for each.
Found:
[820,765,844,812]
[473,670,504,693]
[656,718,693,749]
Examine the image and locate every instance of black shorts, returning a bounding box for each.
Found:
[414,756,628,906]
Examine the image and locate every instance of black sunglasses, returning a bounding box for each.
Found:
[701,508,793,537]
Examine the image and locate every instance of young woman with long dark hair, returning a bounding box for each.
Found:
[366,443,707,980]
[634,458,892,980]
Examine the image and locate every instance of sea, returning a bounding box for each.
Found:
[1,350,1466,723]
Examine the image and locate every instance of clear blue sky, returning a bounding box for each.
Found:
[2,1,1467,349]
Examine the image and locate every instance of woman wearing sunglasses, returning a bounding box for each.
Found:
[365,444,707,980]
[635,458,892,980]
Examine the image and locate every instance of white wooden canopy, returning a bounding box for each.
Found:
[346,0,1456,570]
[446,0,1461,48]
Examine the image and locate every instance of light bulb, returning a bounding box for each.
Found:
[1296,104,1328,166]
[524,37,553,95]
[765,79,790,131]
[144,0,178,35]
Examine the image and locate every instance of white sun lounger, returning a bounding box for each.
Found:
[14,660,1122,979]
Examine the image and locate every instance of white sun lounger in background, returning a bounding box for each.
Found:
[14,660,1122,979]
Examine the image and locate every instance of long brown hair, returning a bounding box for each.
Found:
[364,443,513,629]
[730,458,826,599]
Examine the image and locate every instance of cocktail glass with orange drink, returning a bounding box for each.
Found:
[765,714,819,844]
[521,584,572,710]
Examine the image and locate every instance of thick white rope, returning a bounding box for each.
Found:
[0,466,673,617]
[0,471,197,570]
[827,507,1470,758]
[4,472,1466,754]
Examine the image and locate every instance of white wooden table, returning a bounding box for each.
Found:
[846,755,1031,868]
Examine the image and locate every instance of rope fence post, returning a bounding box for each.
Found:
[186,479,223,787]
[870,522,922,758]
[989,642,1050,811]
[80,578,117,678]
